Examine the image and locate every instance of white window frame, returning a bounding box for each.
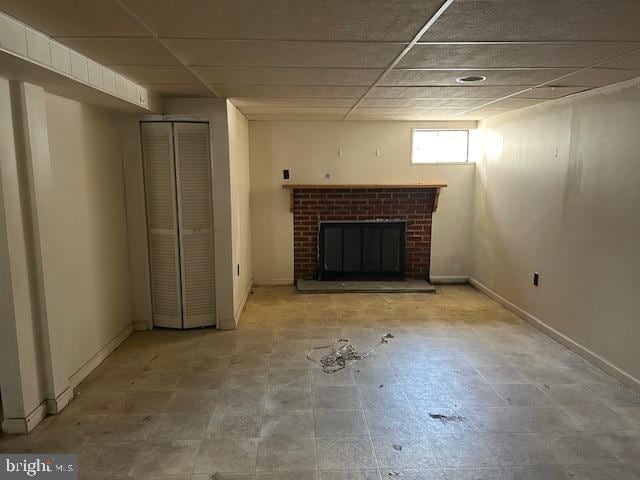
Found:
[410,128,471,165]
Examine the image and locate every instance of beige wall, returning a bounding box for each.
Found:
[227,101,253,316]
[44,93,133,380]
[249,120,476,284]
[473,78,640,386]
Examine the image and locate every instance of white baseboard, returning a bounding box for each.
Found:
[430,275,469,284]
[2,325,133,433]
[133,320,151,331]
[46,386,73,414]
[69,324,134,388]
[253,278,293,286]
[469,277,640,393]
[1,401,47,434]
[217,317,235,330]
[233,279,254,327]
[1,324,134,434]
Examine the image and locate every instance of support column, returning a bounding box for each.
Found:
[0,79,47,433]
[17,82,72,415]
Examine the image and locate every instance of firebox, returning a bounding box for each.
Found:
[318,220,405,280]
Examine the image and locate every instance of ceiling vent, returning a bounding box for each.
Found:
[456,75,487,83]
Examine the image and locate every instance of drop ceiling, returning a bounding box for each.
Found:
[1,0,640,121]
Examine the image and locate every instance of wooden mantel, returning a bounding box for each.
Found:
[282,183,447,213]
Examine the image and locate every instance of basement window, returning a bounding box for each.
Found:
[411,129,470,164]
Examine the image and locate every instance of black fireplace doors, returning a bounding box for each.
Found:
[318,221,405,280]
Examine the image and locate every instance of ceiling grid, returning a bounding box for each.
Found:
[1,0,639,121]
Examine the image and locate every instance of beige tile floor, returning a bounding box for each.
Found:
[1,285,639,479]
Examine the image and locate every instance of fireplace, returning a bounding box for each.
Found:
[319,220,405,280]
[283,184,446,282]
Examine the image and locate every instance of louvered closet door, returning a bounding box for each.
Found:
[141,122,182,328]
[174,123,216,328]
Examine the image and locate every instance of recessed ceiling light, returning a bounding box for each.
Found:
[456,75,487,83]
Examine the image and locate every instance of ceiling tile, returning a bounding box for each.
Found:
[353,107,469,115]
[360,98,491,108]
[230,98,356,107]
[56,38,178,66]
[164,39,404,68]
[369,86,525,98]
[237,106,350,115]
[349,108,469,120]
[514,86,591,99]
[420,0,640,42]
[194,67,381,86]
[486,98,547,109]
[462,107,517,118]
[400,43,640,69]
[211,85,367,98]
[550,68,640,87]
[598,49,640,69]
[0,0,147,37]
[456,112,502,120]
[109,66,196,84]
[244,113,345,121]
[124,0,443,41]
[382,69,576,86]
[142,84,214,97]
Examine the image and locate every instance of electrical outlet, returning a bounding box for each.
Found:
[533,272,539,286]
[283,169,290,180]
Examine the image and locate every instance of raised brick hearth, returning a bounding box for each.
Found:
[285,185,444,281]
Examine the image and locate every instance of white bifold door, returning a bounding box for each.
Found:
[141,122,215,329]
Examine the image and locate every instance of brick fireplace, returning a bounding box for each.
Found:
[283,184,446,281]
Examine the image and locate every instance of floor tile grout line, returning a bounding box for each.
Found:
[357,371,389,476]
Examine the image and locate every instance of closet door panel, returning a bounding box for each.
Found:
[141,122,182,328]
[174,122,216,328]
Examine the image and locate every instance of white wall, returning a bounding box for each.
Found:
[119,116,152,331]
[0,78,48,429]
[0,81,136,432]
[44,93,133,380]
[227,101,253,317]
[249,120,476,284]
[473,78,640,386]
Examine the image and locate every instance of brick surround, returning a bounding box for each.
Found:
[291,187,438,281]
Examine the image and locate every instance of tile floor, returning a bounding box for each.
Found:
[1,285,639,479]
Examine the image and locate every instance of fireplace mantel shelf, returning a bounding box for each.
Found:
[282,183,447,189]
[283,183,447,212]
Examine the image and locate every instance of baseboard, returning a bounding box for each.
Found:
[68,323,134,388]
[217,317,236,330]
[233,279,254,327]
[469,277,640,393]
[133,320,151,331]
[1,401,47,434]
[1,325,134,434]
[253,278,293,286]
[46,386,73,414]
[430,275,469,284]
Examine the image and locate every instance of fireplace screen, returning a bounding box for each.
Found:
[318,221,405,280]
